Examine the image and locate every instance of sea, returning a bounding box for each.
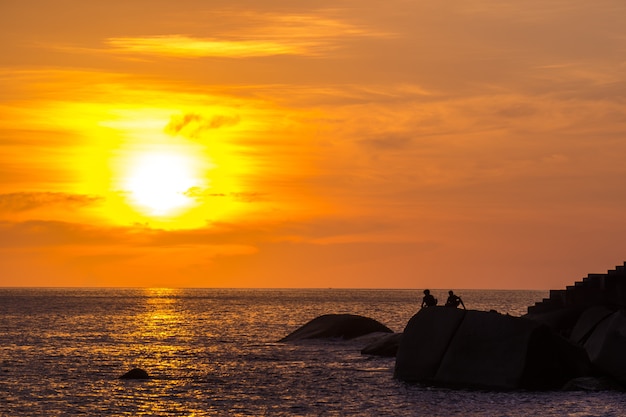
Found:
[1,288,625,416]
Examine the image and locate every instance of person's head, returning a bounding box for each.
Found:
[423,289,430,295]
[448,290,454,296]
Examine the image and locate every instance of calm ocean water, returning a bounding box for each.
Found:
[1,288,625,416]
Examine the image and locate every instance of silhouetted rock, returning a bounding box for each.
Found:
[529,305,626,384]
[582,310,626,382]
[523,261,626,385]
[120,368,150,380]
[395,307,590,390]
[396,307,464,380]
[279,314,393,342]
[526,262,626,331]
[360,332,403,357]
[524,307,585,338]
[569,306,615,345]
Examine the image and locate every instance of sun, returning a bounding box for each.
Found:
[124,151,201,215]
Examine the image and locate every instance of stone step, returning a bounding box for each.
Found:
[608,265,626,277]
[580,274,604,288]
[604,275,619,289]
[527,303,554,314]
[568,286,606,307]
[527,297,567,313]
[526,262,626,315]
[549,289,566,298]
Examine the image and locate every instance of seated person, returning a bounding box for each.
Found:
[421,289,437,308]
[445,290,465,309]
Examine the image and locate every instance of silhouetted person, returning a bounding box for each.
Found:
[445,290,465,309]
[421,289,437,308]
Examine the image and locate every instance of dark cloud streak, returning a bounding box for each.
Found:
[164,112,240,139]
[184,187,267,202]
[0,192,103,213]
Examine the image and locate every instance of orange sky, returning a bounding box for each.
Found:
[1,0,626,289]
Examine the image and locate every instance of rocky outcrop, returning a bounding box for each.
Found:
[579,309,626,382]
[524,307,585,338]
[523,261,626,387]
[360,333,403,357]
[526,262,626,337]
[569,306,614,345]
[120,368,150,380]
[394,307,589,390]
[280,314,393,342]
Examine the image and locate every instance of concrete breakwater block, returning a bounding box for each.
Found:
[583,309,626,382]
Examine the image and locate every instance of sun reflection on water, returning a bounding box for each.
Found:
[124,288,197,377]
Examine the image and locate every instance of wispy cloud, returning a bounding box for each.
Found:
[0,192,103,213]
[165,112,240,138]
[106,35,310,58]
[184,188,267,203]
[0,220,113,248]
[104,11,393,59]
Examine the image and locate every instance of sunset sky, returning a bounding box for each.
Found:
[1,0,626,289]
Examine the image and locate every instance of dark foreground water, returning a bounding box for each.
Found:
[0,288,625,416]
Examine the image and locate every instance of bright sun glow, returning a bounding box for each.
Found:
[124,152,201,215]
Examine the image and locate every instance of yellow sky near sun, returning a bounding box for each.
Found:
[1,0,626,289]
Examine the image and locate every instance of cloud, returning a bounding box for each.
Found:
[0,192,103,213]
[184,187,267,203]
[106,35,308,58]
[359,134,414,150]
[164,112,240,138]
[495,103,538,119]
[103,11,394,59]
[0,220,115,248]
[230,192,267,203]
[0,209,406,249]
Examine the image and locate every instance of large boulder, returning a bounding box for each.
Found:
[583,310,626,382]
[395,307,590,390]
[280,314,393,342]
[395,307,465,380]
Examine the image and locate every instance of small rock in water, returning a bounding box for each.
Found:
[120,368,150,380]
[361,333,403,357]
